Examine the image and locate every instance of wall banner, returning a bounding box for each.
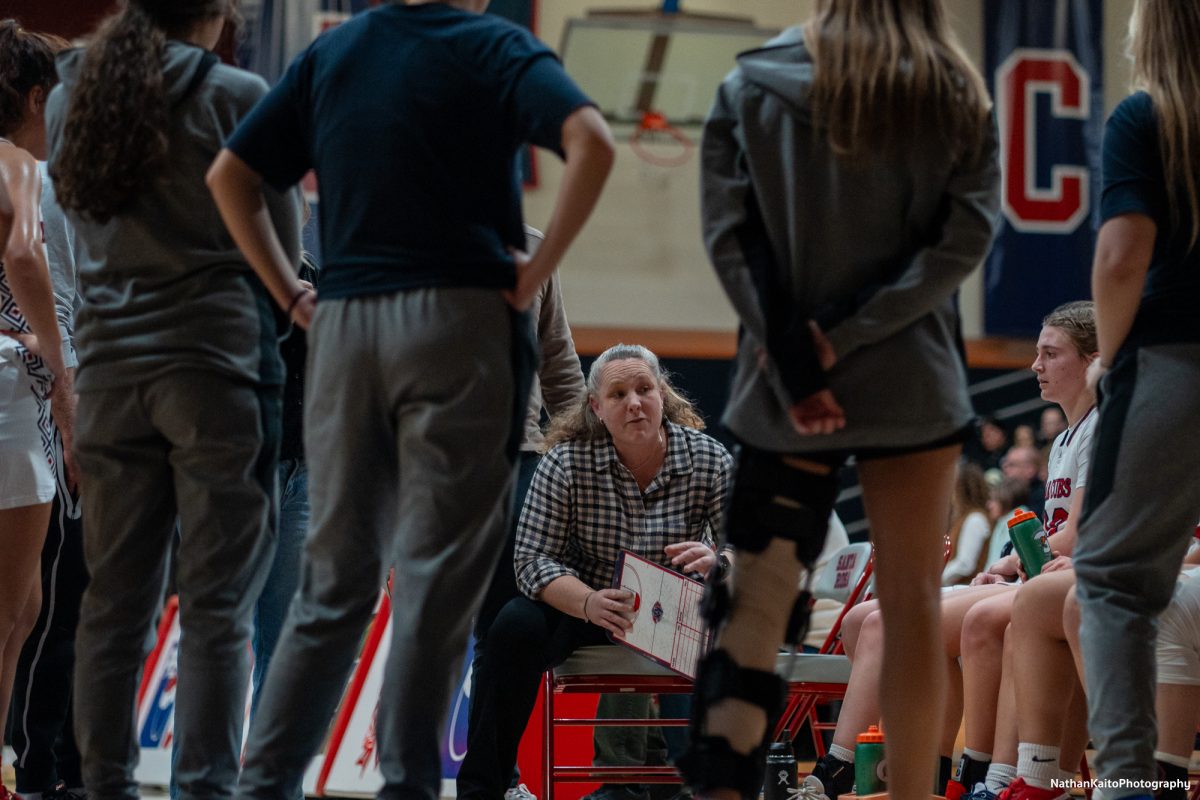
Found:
[984,0,1103,337]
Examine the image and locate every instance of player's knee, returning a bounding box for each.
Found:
[725,445,838,564]
[841,602,878,655]
[961,603,1008,652]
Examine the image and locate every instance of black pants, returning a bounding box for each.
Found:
[457,597,609,800]
[12,488,87,793]
[468,451,542,789]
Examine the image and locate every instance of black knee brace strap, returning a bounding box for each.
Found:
[678,649,786,799]
[725,446,839,565]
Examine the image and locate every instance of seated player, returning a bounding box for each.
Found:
[804,303,1098,800]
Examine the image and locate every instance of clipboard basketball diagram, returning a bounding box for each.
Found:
[611,549,710,679]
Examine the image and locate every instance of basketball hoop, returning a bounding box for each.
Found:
[629,110,693,168]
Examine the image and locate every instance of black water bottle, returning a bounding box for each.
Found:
[764,734,797,800]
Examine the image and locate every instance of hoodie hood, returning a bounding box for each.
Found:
[733,26,815,120]
[55,40,211,105]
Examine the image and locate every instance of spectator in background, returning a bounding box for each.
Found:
[1011,425,1036,450]
[984,477,1032,568]
[1001,445,1045,520]
[1037,407,1067,449]
[966,416,1008,473]
[943,462,994,586]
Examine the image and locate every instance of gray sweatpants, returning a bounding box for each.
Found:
[237,288,528,800]
[73,371,280,800]
[1073,343,1200,798]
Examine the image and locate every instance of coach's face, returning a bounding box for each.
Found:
[589,359,665,451]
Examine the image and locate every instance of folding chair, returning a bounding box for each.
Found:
[772,542,874,755]
[542,645,692,800]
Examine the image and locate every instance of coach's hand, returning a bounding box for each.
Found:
[584,588,637,637]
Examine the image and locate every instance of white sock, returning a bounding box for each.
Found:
[1155,751,1191,769]
[1018,743,1060,790]
[985,763,1017,794]
[829,743,855,764]
[964,747,993,762]
[1057,767,1077,784]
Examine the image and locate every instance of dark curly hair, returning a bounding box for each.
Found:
[0,20,68,136]
[51,0,231,224]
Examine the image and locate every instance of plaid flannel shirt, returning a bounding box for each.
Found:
[515,421,733,598]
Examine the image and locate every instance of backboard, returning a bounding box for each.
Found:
[560,8,780,127]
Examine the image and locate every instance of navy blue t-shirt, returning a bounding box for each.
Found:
[227,3,592,299]
[1100,91,1200,349]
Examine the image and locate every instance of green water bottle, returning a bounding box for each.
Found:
[855,725,887,796]
[1007,509,1053,578]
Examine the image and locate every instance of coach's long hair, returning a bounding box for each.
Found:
[51,0,231,224]
[1129,0,1200,250]
[543,344,705,451]
[804,0,990,160]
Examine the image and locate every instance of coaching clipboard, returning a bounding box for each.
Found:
[610,550,711,679]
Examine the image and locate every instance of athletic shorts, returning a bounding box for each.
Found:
[0,341,54,510]
[1157,571,1200,686]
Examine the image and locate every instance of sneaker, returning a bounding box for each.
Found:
[42,784,86,800]
[995,778,1068,800]
[580,785,651,800]
[946,780,970,800]
[505,784,537,800]
[966,782,999,800]
[807,754,855,800]
[795,774,832,800]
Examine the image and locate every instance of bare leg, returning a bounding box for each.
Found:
[1059,680,1089,777]
[0,502,52,769]
[1062,591,1085,684]
[960,590,1018,754]
[857,444,961,800]
[943,655,964,758]
[991,626,1018,768]
[1154,684,1200,762]
[1010,571,1078,749]
[831,590,979,755]
[829,609,885,752]
[841,600,880,660]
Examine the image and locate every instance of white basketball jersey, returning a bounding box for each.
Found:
[1043,406,1098,537]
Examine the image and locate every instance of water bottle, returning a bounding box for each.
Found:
[855,725,887,796]
[1007,509,1053,578]
[763,734,797,800]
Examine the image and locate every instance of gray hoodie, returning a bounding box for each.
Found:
[46,41,302,392]
[703,27,1001,453]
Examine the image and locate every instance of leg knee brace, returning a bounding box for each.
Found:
[725,446,840,564]
[681,449,840,796]
[677,649,785,798]
[706,446,840,647]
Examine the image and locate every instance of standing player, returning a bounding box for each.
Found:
[679,2,1000,799]
[1071,2,1200,798]
[206,2,615,799]
[0,23,70,800]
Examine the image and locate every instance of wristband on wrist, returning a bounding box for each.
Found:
[582,591,597,623]
[285,286,312,316]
